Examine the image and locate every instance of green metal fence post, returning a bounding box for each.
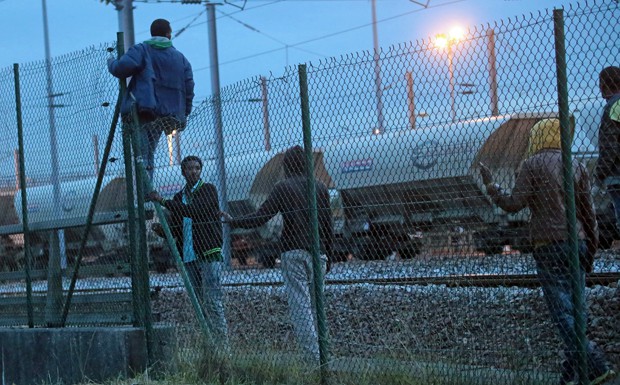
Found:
[13,63,34,328]
[129,106,154,364]
[553,8,588,384]
[114,31,154,363]
[115,32,143,332]
[298,63,329,377]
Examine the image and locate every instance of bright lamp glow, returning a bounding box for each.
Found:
[435,33,448,49]
[435,26,464,49]
[449,26,465,42]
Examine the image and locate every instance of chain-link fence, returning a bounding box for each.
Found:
[0,1,619,385]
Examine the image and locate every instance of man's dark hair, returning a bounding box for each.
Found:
[181,155,203,170]
[599,66,620,93]
[282,145,306,177]
[150,19,172,37]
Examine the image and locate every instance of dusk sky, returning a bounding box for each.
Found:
[0,0,580,101]
[0,0,616,188]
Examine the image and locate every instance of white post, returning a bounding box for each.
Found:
[93,134,100,176]
[406,71,416,129]
[116,0,135,49]
[371,0,385,134]
[260,76,271,152]
[13,149,20,190]
[487,28,499,116]
[175,132,182,165]
[42,0,64,326]
[207,3,231,266]
[167,135,175,166]
[448,45,456,123]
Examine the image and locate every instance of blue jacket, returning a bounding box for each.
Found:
[595,93,620,184]
[108,38,195,123]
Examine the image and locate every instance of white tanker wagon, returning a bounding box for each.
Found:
[320,109,614,257]
[318,113,539,258]
[137,104,618,263]
[206,109,614,263]
[0,176,129,270]
[10,109,604,272]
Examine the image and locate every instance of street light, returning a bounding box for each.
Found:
[435,26,464,123]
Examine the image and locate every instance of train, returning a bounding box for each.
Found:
[0,107,617,272]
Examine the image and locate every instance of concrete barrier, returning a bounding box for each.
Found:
[0,325,175,385]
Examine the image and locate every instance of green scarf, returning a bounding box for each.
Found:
[144,38,172,49]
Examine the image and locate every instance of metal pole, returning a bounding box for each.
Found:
[206,3,231,266]
[13,63,34,328]
[167,135,175,166]
[371,0,385,134]
[13,150,19,190]
[129,108,155,365]
[486,28,499,116]
[93,134,100,176]
[448,44,456,123]
[260,76,271,152]
[114,31,142,336]
[553,9,587,384]
[299,64,329,379]
[115,0,135,49]
[175,132,182,165]
[42,0,64,327]
[406,71,416,129]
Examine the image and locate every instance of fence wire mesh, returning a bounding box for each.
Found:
[0,1,619,385]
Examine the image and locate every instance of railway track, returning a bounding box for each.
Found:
[1,270,618,295]
[324,272,620,288]
[209,272,620,289]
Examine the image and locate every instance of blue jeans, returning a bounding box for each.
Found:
[138,122,163,182]
[280,250,327,365]
[607,184,620,232]
[534,241,608,381]
[185,260,229,350]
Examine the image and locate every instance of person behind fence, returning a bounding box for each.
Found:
[221,145,333,365]
[107,18,194,182]
[148,156,229,349]
[595,66,620,239]
[479,118,615,385]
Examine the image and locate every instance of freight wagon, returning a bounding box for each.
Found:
[1,109,616,270]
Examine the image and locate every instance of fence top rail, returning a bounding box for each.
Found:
[0,211,128,236]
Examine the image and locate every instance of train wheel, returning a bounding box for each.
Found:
[483,246,504,256]
[331,251,350,262]
[599,235,614,250]
[398,244,420,259]
[259,253,277,269]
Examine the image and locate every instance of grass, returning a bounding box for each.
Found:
[68,345,559,385]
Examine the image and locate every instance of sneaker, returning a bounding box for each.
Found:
[590,369,617,385]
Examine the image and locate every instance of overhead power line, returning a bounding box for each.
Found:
[174,8,207,38]
[135,0,285,38]
[193,0,465,72]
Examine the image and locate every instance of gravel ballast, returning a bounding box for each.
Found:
[151,252,620,374]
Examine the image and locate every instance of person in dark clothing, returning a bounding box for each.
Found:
[149,156,229,349]
[108,18,194,182]
[222,145,333,364]
[595,66,620,237]
[480,118,615,385]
